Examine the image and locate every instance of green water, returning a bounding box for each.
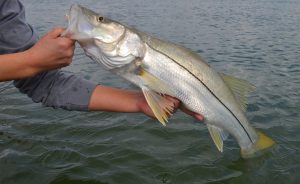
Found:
[1,0,300,183]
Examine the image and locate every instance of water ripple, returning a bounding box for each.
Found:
[1,0,300,183]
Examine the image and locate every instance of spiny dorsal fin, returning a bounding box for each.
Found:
[220,73,256,112]
[207,124,229,152]
[141,86,174,126]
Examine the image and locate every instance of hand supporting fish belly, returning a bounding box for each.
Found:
[137,94,205,121]
[62,4,275,158]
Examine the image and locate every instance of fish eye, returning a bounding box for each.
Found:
[97,16,104,22]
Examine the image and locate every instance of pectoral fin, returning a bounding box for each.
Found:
[139,69,174,95]
[141,86,174,126]
[138,69,175,126]
[207,125,229,152]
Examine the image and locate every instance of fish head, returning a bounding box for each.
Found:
[63,4,144,70]
[63,4,125,45]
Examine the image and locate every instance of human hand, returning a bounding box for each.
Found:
[138,94,204,121]
[180,105,204,121]
[88,87,204,122]
[137,94,180,119]
[27,27,75,73]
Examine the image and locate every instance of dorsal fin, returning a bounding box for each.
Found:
[220,73,256,112]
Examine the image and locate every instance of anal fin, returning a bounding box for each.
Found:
[207,125,229,152]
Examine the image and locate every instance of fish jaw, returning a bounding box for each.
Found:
[63,4,126,45]
[62,4,93,40]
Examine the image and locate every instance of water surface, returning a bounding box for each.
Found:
[1,0,300,183]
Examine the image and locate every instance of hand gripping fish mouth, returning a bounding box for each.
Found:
[62,4,275,159]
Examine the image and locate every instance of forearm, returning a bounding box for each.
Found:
[88,85,143,113]
[0,51,38,81]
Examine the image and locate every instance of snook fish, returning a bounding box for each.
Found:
[63,4,275,158]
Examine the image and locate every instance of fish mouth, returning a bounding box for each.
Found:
[66,4,81,25]
[62,4,79,36]
[62,4,93,39]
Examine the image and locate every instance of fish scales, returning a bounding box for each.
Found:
[63,4,275,158]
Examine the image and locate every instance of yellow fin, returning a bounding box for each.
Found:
[255,131,275,150]
[141,86,174,126]
[207,125,229,152]
[241,130,275,158]
[220,73,256,112]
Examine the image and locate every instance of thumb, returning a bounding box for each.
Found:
[47,27,66,38]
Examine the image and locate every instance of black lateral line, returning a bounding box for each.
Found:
[149,46,254,143]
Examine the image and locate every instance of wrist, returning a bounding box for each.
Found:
[135,92,147,113]
[22,49,42,76]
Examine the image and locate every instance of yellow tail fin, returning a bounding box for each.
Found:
[241,130,275,158]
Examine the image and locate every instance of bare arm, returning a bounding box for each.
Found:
[88,85,163,116]
[88,85,204,121]
[0,51,36,81]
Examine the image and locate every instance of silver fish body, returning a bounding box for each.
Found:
[63,4,274,158]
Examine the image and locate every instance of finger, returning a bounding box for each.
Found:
[180,106,205,121]
[164,95,180,108]
[58,37,76,47]
[192,113,205,121]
